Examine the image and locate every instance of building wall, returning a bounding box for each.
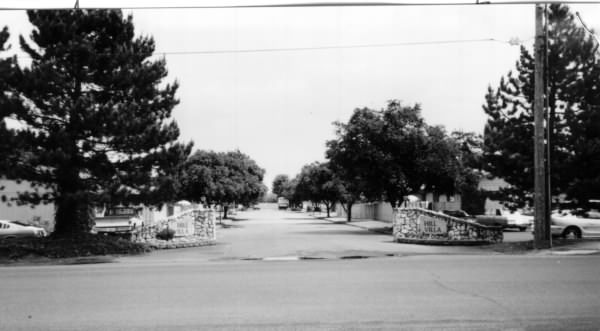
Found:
[478,177,511,212]
[335,202,395,222]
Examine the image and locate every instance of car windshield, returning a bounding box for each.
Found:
[10,221,30,226]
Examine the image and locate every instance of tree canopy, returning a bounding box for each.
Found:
[272,174,290,198]
[0,26,21,175]
[294,162,344,217]
[326,100,465,221]
[483,4,600,209]
[0,10,191,237]
[179,150,265,216]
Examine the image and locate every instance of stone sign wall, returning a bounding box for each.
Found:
[393,208,502,245]
[136,208,216,243]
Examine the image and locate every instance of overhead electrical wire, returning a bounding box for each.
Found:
[3,37,526,60]
[1,1,600,10]
[153,38,515,56]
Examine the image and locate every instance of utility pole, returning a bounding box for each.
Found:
[534,4,551,249]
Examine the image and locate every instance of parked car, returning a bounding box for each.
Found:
[475,209,531,231]
[500,210,533,231]
[551,210,600,239]
[93,206,144,237]
[0,220,48,240]
[442,210,473,220]
[277,197,289,210]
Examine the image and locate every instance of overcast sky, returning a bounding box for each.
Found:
[2,1,600,190]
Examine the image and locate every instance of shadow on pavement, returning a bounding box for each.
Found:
[293,229,384,236]
[291,221,349,225]
[282,217,322,221]
[229,218,250,222]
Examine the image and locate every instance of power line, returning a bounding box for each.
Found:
[2,1,600,10]
[154,38,512,55]
[4,38,524,60]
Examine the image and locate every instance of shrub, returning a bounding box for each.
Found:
[156,227,176,241]
[0,234,150,260]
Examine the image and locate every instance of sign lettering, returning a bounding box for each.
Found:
[417,215,447,234]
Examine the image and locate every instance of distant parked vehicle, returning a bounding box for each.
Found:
[93,206,144,238]
[277,197,289,210]
[551,210,600,239]
[442,210,473,220]
[475,209,531,231]
[442,209,529,231]
[0,220,47,240]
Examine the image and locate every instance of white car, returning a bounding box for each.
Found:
[551,211,600,239]
[0,220,48,240]
[93,207,144,236]
[504,210,534,231]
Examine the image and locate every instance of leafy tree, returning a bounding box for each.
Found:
[295,162,343,217]
[272,174,290,198]
[282,176,302,208]
[326,108,385,221]
[0,10,192,237]
[483,4,600,209]
[180,150,265,218]
[326,100,464,221]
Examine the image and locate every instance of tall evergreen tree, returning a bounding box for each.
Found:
[483,4,600,209]
[0,10,192,237]
[0,26,22,175]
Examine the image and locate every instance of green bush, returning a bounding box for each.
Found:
[0,234,150,260]
[156,227,175,241]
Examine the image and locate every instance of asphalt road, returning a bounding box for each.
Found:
[2,208,599,330]
[120,208,495,264]
[2,255,600,330]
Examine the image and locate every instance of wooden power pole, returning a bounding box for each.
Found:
[534,4,551,249]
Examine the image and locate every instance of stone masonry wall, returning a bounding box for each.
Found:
[135,208,216,246]
[393,208,503,244]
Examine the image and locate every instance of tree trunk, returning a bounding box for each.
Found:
[223,205,229,219]
[325,203,331,218]
[346,201,353,222]
[53,191,93,238]
[52,161,93,238]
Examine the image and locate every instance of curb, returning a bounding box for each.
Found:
[143,239,216,250]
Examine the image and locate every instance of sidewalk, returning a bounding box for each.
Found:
[309,212,600,256]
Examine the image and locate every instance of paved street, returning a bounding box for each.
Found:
[2,208,600,330]
[121,208,493,265]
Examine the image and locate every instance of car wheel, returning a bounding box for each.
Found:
[562,226,581,239]
[519,226,527,232]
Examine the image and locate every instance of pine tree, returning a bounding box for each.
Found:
[0,26,22,175]
[1,10,191,237]
[483,4,600,209]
